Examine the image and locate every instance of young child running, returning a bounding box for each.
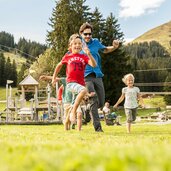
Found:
[61,78,95,131]
[113,73,144,133]
[39,75,83,131]
[52,33,96,125]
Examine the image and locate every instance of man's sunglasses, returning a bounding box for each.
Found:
[83,33,92,36]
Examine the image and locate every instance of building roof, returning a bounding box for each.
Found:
[19,74,39,86]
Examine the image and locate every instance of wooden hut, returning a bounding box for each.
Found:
[19,74,39,107]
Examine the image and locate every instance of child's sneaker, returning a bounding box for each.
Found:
[71,124,75,129]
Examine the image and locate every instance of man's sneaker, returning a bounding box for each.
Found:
[116,122,122,126]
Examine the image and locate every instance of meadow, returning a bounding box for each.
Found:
[1,87,171,170]
[0,122,171,171]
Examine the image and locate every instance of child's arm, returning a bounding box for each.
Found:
[113,94,125,108]
[83,47,96,67]
[52,62,63,86]
[39,75,52,81]
[138,93,145,108]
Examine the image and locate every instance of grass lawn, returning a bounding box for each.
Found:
[0,122,171,171]
[0,87,18,111]
[143,95,166,108]
[0,87,171,170]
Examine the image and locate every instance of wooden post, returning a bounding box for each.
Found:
[56,81,59,120]
[47,83,51,119]
[6,83,9,122]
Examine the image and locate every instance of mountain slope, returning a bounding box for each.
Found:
[3,52,26,71]
[132,20,171,54]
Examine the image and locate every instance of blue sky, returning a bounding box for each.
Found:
[0,0,170,44]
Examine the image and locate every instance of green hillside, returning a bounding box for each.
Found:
[3,52,26,71]
[132,20,171,54]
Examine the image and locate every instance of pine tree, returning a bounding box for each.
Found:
[46,0,90,73]
[17,63,28,87]
[0,31,15,51]
[32,1,131,103]
[4,57,12,85]
[164,73,171,105]
[89,7,105,39]
[101,13,131,103]
[0,53,6,86]
[11,59,17,86]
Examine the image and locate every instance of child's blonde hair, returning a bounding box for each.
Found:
[122,73,135,84]
[68,33,81,51]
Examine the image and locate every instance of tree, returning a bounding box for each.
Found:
[101,13,131,103]
[17,63,28,87]
[89,7,105,39]
[4,57,12,84]
[17,38,47,59]
[11,60,17,86]
[46,0,90,74]
[0,31,14,51]
[32,1,131,103]
[164,73,171,105]
[30,49,55,80]
[125,41,170,59]
[0,53,6,86]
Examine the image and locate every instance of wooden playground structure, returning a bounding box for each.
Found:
[1,73,171,125]
[0,74,63,124]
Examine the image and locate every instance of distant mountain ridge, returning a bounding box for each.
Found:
[132,20,171,54]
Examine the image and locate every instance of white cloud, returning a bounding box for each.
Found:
[119,0,165,18]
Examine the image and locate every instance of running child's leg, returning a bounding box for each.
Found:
[66,83,87,123]
[70,88,87,122]
[63,104,72,130]
[77,111,82,131]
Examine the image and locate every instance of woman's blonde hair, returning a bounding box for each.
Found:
[122,73,135,84]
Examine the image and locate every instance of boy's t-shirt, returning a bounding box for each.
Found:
[61,53,89,86]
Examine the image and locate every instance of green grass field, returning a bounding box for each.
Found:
[0,87,18,111]
[0,123,171,171]
[1,87,171,170]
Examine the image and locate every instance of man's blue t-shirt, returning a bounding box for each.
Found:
[84,38,106,78]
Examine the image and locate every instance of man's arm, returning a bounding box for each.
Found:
[103,40,120,54]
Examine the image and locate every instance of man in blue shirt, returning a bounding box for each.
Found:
[79,22,119,132]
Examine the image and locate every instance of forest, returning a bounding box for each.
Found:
[0,31,47,86]
[125,41,171,92]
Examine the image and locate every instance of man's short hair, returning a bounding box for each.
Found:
[79,22,93,34]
